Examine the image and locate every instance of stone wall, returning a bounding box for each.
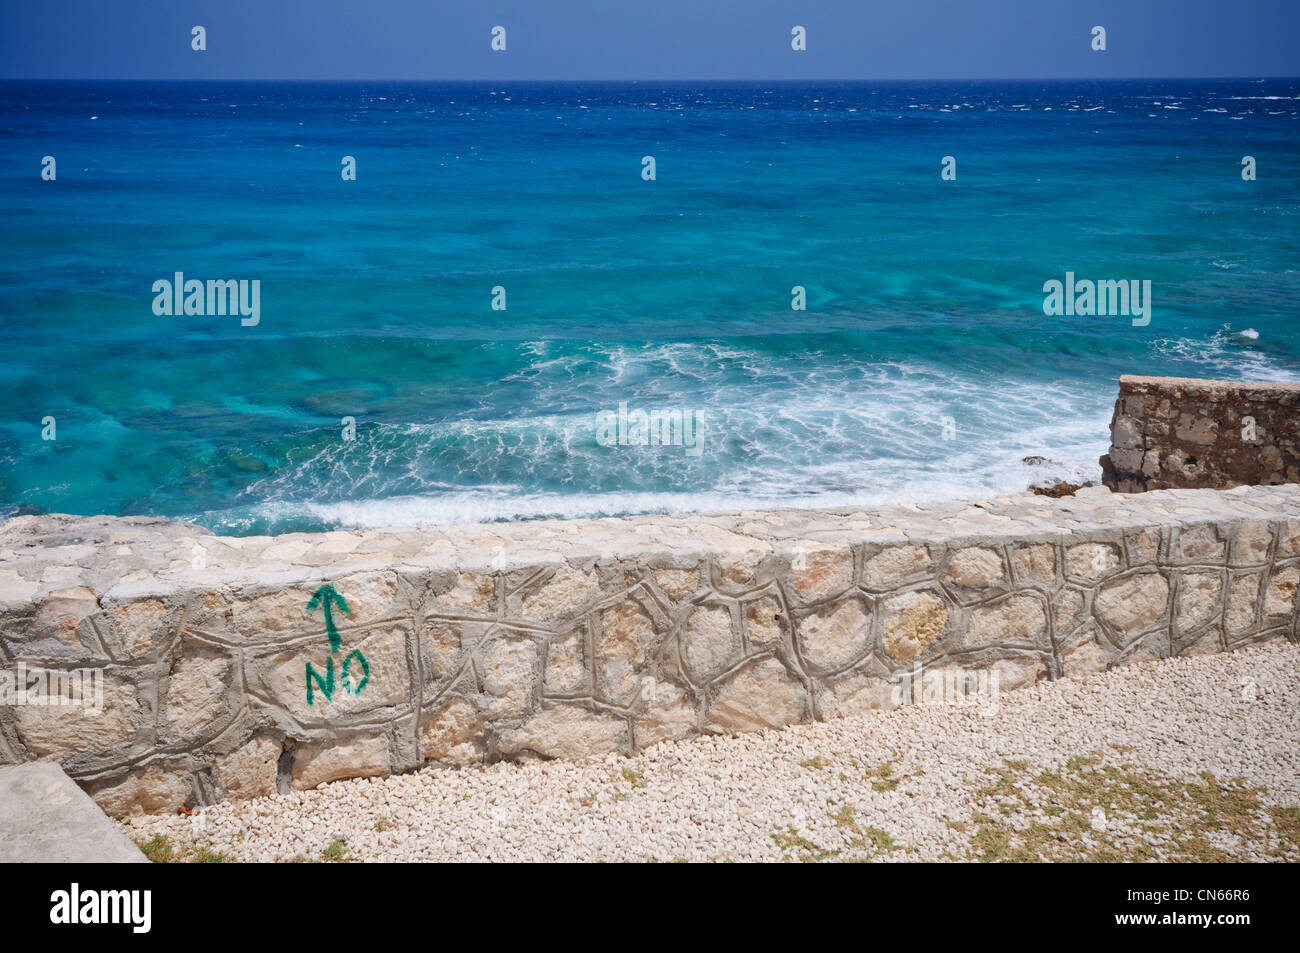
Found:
[1,484,1299,817]
[1101,375,1300,493]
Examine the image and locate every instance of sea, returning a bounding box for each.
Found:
[1,79,1298,534]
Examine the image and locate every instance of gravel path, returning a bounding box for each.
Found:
[120,641,1300,862]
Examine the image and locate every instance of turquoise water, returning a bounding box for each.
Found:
[1,80,1298,533]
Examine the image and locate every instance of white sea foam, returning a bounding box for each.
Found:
[1153,328,1295,382]
[243,441,1106,531]
[211,327,1300,532]
[227,341,1121,530]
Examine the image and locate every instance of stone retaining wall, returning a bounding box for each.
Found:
[1101,375,1300,492]
[2,484,1299,816]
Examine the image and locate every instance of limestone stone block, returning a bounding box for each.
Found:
[862,545,931,589]
[519,564,600,621]
[654,568,699,602]
[1264,567,1299,618]
[819,671,897,718]
[21,587,102,659]
[1126,527,1161,565]
[1113,414,1143,449]
[634,681,697,748]
[1173,524,1226,564]
[790,544,852,600]
[1060,624,1109,677]
[1108,447,1143,473]
[966,594,1048,648]
[14,674,145,759]
[695,525,771,586]
[182,588,236,641]
[1226,573,1263,634]
[254,622,412,722]
[990,656,1046,692]
[705,659,808,733]
[798,597,872,671]
[1094,573,1169,641]
[421,619,475,684]
[89,764,193,817]
[682,604,739,682]
[292,734,391,790]
[880,589,948,663]
[430,572,495,614]
[1174,412,1218,445]
[1174,572,1224,631]
[498,705,628,759]
[743,595,784,648]
[0,569,38,608]
[1065,543,1121,583]
[228,586,320,640]
[107,597,172,659]
[162,650,237,742]
[420,699,485,765]
[544,628,588,696]
[233,574,402,643]
[477,634,539,717]
[1052,588,1085,635]
[945,547,1007,593]
[1231,521,1273,565]
[1013,545,1056,586]
[339,571,405,613]
[597,601,656,705]
[214,735,280,799]
[1280,518,1300,557]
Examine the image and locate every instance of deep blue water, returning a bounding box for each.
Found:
[1,80,1298,534]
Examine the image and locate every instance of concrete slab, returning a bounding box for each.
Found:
[0,762,146,863]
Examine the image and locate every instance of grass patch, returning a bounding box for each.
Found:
[321,837,349,863]
[1269,806,1300,857]
[830,805,857,827]
[770,804,906,863]
[858,826,898,853]
[771,828,839,862]
[190,844,229,863]
[135,834,174,864]
[621,767,647,789]
[868,761,899,792]
[864,759,921,793]
[962,757,1296,862]
[134,833,230,863]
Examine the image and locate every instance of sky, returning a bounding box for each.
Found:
[1,0,1297,80]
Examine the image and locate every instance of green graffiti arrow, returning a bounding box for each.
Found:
[305,583,352,652]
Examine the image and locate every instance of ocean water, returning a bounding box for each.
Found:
[1,79,1298,535]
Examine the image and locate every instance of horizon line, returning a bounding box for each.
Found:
[2,75,1296,84]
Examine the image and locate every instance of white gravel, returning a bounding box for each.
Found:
[120,640,1300,862]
